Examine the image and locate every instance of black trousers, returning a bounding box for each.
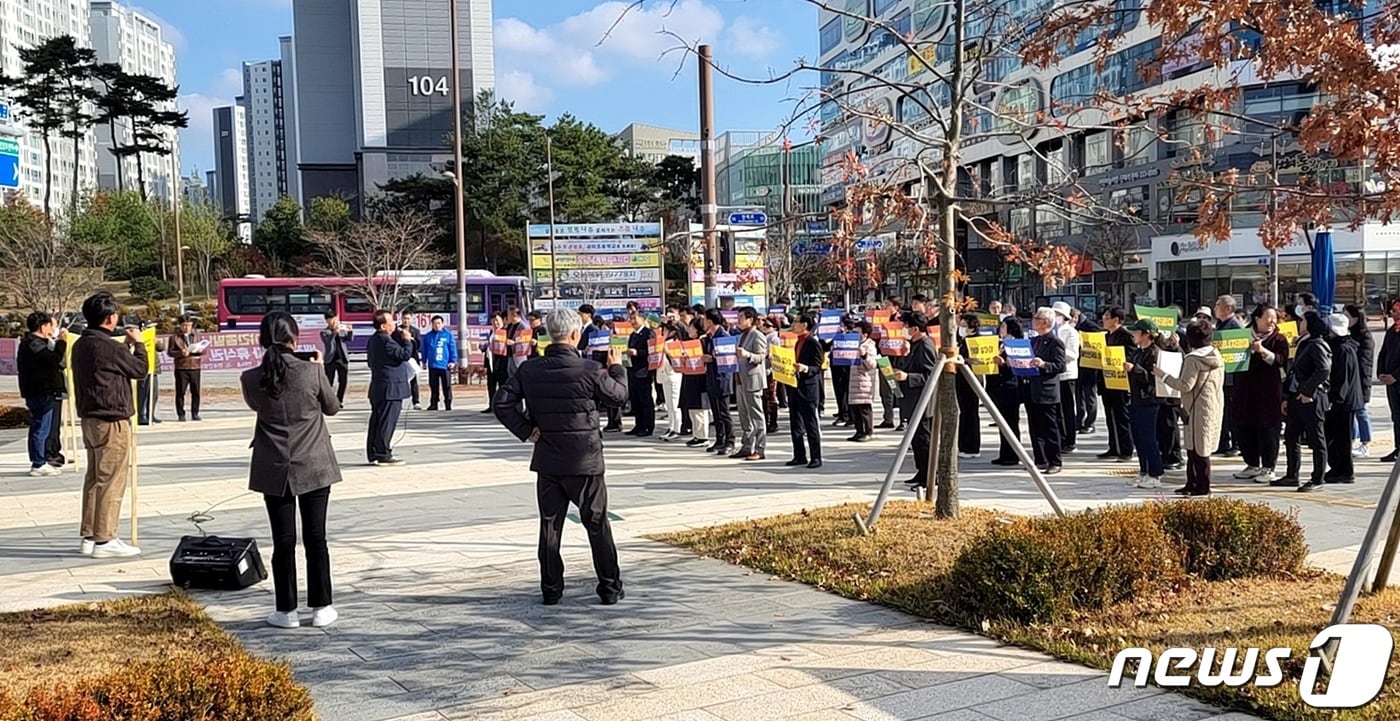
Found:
[325,363,348,404]
[1058,380,1077,451]
[264,485,331,614]
[487,370,506,408]
[366,398,402,462]
[1285,400,1327,482]
[137,375,159,424]
[629,374,655,434]
[409,377,420,406]
[712,392,734,446]
[1027,402,1062,468]
[536,473,621,599]
[911,416,932,483]
[1077,373,1099,429]
[175,368,201,418]
[1216,385,1237,453]
[428,368,453,409]
[1238,423,1281,470]
[1325,407,1355,479]
[1103,391,1134,458]
[993,394,1021,463]
[955,377,980,455]
[851,403,873,437]
[789,398,821,461]
[764,378,780,433]
[602,402,622,430]
[1158,404,1183,466]
[46,395,64,464]
[1187,450,1212,494]
[832,366,851,421]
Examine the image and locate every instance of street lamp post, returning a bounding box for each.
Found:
[172,147,185,315]
[545,133,559,304]
[448,0,469,365]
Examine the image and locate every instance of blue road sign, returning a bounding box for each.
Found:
[728,211,767,226]
[855,237,885,251]
[0,137,19,190]
[0,101,10,123]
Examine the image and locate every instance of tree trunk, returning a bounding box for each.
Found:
[135,150,147,202]
[70,127,81,222]
[42,134,53,219]
[109,120,124,193]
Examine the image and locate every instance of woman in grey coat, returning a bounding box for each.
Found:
[846,321,879,442]
[241,311,343,630]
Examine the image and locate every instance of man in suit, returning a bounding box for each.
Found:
[701,309,735,454]
[1025,307,1068,474]
[786,313,826,468]
[624,302,655,437]
[894,312,938,488]
[1097,306,1135,462]
[366,310,413,466]
[1213,294,1243,456]
[493,307,629,606]
[167,315,205,422]
[505,306,530,380]
[398,310,423,410]
[321,310,352,404]
[733,307,770,461]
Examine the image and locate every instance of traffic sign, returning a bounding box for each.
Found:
[0,101,10,123]
[728,211,767,226]
[0,137,19,190]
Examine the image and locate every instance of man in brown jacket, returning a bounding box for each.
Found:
[71,292,148,559]
[167,315,205,421]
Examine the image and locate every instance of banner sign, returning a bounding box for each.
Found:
[588,328,610,353]
[976,313,1000,336]
[831,333,861,366]
[1156,350,1183,399]
[965,335,1000,375]
[771,345,798,387]
[513,329,534,359]
[1276,320,1299,346]
[877,356,903,398]
[1213,328,1253,373]
[647,335,665,370]
[679,339,706,375]
[529,222,665,314]
[1134,305,1179,333]
[1103,345,1129,390]
[1004,338,1039,377]
[1079,331,1106,370]
[879,322,908,356]
[817,310,844,340]
[714,336,738,373]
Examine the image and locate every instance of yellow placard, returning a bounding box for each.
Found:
[1276,320,1298,346]
[1079,331,1106,371]
[965,335,1000,375]
[771,345,797,387]
[1102,345,1128,391]
[531,253,660,270]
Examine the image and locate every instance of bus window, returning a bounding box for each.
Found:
[341,293,375,317]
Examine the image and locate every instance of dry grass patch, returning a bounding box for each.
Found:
[655,500,1400,721]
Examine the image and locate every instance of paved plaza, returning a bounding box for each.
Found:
[0,369,1387,720]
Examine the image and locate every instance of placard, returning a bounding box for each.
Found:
[771,344,797,387]
[965,335,1000,375]
[831,333,861,366]
[879,322,908,356]
[1276,320,1299,346]
[490,328,509,356]
[1156,350,1183,399]
[1212,328,1252,373]
[1004,338,1038,377]
[816,310,843,340]
[870,309,891,340]
[976,313,1000,336]
[647,335,665,370]
[679,339,706,375]
[664,339,683,370]
[1102,345,1129,391]
[536,332,551,355]
[714,336,738,373]
[877,356,903,398]
[1079,331,1106,370]
[1134,305,1179,333]
[512,329,534,359]
[588,328,610,353]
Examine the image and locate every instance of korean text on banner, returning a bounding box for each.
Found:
[714,336,738,373]
[1003,338,1039,377]
[680,339,706,375]
[1102,346,1129,391]
[777,332,798,348]
[879,322,908,356]
[816,310,843,340]
[831,333,861,366]
[1134,305,1179,332]
[536,333,551,355]
[1156,350,1183,399]
[611,321,633,351]
[588,328,610,353]
[876,356,903,398]
[647,335,665,370]
[1212,328,1253,373]
[1276,320,1299,346]
[870,309,890,340]
[491,329,509,356]
[1079,331,1106,370]
[513,329,534,359]
[771,345,798,387]
[976,314,1000,336]
[664,339,683,370]
[965,335,1000,375]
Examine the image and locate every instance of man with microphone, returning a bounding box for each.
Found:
[367,310,414,466]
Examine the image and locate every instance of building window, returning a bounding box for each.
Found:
[1017,154,1035,190]
[1084,132,1110,176]
[1121,126,1154,167]
[1010,207,1031,236]
[819,17,842,54]
[1035,204,1065,239]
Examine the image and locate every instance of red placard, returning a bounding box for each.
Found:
[490,329,509,356]
[512,329,533,359]
[647,335,665,371]
[679,339,706,375]
[879,322,908,356]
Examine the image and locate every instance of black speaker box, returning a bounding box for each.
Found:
[169,536,267,590]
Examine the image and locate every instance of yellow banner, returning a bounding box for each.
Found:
[1079,331,1106,371]
[142,327,157,375]
[1102,345,1128,391]
[771,345,797,387]
[965,335,1000,375]
[1276,320,1298,346]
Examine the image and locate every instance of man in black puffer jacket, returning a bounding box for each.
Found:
[494,307,629,606]
[16,311,67,476]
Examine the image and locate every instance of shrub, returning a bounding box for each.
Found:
[129,276,175,302]
[1154,499,1308,581]
[2,656,315,721]
[946,505,1185,625]
[0,406,30,430]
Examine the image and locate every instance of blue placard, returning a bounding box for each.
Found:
[768,304,788,317]
[816,309,843,340]
[831,333,861,366]
[1004,338,1038,377]
[587,328,610,352]
[714,336,738,373]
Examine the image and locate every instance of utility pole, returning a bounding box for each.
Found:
[546,133,559,303]
[781,138,793,305]
[1269,133,1279,306]
[698,44,719,308]
[448,0,469,364]
[172,148,185,315]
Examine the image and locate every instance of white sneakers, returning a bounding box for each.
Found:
[267,605,339,630]
[1354,444,1371,459]
[957,452,980,460]
[1127,474,1144,487]
[90,539,141,558]
[28,465,59,477]
[80,538,95,556]
[1234,466,1262,480]
[1255,469,1276,484]
[1137,476,1162,489]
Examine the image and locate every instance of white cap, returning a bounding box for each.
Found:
[1328,312,1350,336]
[1051,301,1074,319]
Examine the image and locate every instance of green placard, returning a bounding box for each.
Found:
[1213,328,1252,373]
[1134,305,1179,333]
[877,356,904,398]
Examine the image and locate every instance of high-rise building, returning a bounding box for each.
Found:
[291,0,494,215]
[615,123,700,164]
[181,170,210,207]
[240,36,300,223]
[89,0,179,202]
[0,0,96,215]
[211,104,251,241]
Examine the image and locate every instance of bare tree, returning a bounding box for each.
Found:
[1083,222,1145,309]
[0,201,101,314]
[309,208,445,312]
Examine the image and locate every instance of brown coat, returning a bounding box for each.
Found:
[72,329,148,421]
[240,356,342,496]
[1161,347,1225,454]
[167,331,205,370]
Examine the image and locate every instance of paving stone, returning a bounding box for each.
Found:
[574,674,786,721]
[975,676,1168,721]
[841,673,1039,721]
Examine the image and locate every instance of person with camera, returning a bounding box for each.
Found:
[240,312,342,629]
[71,292,149,559]
[367,310,414,466]
[17,311,67,477]
[493,308,629,606]
[321,310,352,404]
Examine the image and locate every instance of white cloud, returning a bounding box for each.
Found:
[177,92,232,175]
[216,67,244,97]
[495,17,552,54]
[556,0,725,62]
[727,16,781,60]
[495,70,554,112]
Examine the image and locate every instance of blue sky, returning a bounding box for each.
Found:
[139,0,819,177]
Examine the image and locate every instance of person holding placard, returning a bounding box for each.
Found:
[1050,303,1080,454]
[1213,296,1244,457]
[700,309,735,455]
[1156,327,1186,471]
[483,311,509,414]
[1231,304,1289,484]
[954,314,982,459]
[624,303,656,438]
[846,321,879,443]
[894,313,938,487]
[1021,309,1066,475]
[1379,300,1400,463]
[990,317,1026,466]
[1122,319,1165,488]
[1097,307,1134,462]
[1323,313,1362,484]
[786,313,826,469]
[1074,309,1103,435]
[658,322,686,441]
[733,307,770,460]
[1155,320,1224,496]
[1281,312,1333,491]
